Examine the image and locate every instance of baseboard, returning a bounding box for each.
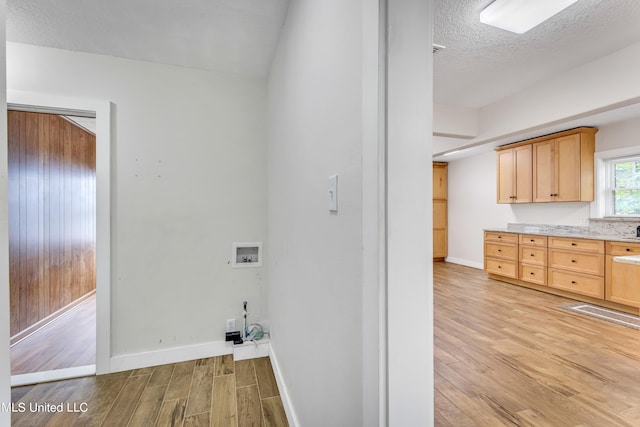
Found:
[11,365,96,387]
[444,257,483,270]
[269,346,299,427]
[109,340,233,373]
[10,290,96,346]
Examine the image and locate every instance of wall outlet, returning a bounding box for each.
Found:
[226,319,236,333]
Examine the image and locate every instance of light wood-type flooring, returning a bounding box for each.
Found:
[434,262,640,426]
[11,355,288,426]
[11,294,96,375]
[10,262,640,425]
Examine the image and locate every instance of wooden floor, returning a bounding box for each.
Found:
[11,262,640,425]
[11,294,96,375]
[434,262,640,426]
[11,355,288,426]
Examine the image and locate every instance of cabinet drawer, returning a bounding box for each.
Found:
[519,246,547,266]
[548,237,604,253]
[519,234,547,247]
[485,242,517,260]
[485,258,517,278]
[520,264,546,286]
[548,269,604,299]
[485,232,518,244]
[606,241,640,256]
[548,249,604,276]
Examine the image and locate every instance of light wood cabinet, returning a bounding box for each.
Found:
[605,242,640,308]
[497,145,532,203]
[519,234,547,285]
[484,232,518,278]
[547,237,604,299]
[486,233,640,313]
[533,133,595,202]
[433,163,448,261]
[496,127,597,204]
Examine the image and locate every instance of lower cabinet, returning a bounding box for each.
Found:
[484,232,518,278]
[485,233,640,312]
[606,242,640,308]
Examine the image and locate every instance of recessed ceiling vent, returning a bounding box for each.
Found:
[433,44,446,54]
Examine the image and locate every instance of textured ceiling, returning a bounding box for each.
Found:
[434,0,640,108]
[7,0,290,77]
[8,0,640,110]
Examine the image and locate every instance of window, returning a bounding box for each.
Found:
[606,156,640,216]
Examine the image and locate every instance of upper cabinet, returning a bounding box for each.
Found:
[496,127,597,204]
[497,144,532,203]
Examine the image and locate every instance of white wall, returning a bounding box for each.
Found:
[266,1,365,425]
[447,117,640,268]
[0,1,10,423]
[7,43,268,362]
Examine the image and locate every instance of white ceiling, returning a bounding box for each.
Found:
[434,0,640,108]
[7,0,290,77]
[7,0,640,159]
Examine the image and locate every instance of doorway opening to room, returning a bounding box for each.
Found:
[8,107,97,382]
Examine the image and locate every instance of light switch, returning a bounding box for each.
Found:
[328,174,338,212]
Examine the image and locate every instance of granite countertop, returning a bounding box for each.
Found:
[613,255,640,265]
[484,225,640,243]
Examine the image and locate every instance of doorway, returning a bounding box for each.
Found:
[7,92,112,386]
[8,109,97,381]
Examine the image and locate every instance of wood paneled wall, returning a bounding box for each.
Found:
[8,111,96,338]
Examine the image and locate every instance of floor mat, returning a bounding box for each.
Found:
[561,303,640,330]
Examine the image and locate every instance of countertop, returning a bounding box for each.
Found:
[484,227,640,244]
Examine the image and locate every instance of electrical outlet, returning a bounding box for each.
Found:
[226,319,236,333]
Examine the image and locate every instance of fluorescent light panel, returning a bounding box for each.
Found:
[480,0,580,34]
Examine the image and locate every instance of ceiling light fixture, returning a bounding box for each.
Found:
[480,0,580,34]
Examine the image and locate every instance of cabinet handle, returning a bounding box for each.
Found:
[571,260,577,263]
[530,239,535,242]
[571,281,576,284]
[627,248,631,252]
[571,243,577,246]
[530,272,535,275]
[530,253,535,256]
[498,265,502,269]
[498,249,502,252]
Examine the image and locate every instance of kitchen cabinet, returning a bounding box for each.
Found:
[496,144,531,203]
[433,162,448,261]
[495,127,597,204]
[533,132,595,202]
[605,242,640,308]
[485,231,640,313]
[548,237,604,298]
[519,234,547,286]
[484,232,518,278]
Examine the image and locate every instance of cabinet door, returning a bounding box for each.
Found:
[606,257,640,308]
[433,163,447,200]
[555,134,581,201]
[514,145,532,203]
[497,149,515,203]
[533,140,555,202]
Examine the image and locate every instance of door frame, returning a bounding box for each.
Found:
[7,90,112,384]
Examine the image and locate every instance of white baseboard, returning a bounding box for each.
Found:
[11,365,96,387]
[269,346,299,427]
[109,340,232,373]
[444,257,483,270]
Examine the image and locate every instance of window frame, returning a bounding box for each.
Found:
[605,156,640,216]
[597,150,640,218]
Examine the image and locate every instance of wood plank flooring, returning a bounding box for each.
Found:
[434,262,640,426]
[11,294,96,375]
[11,356,288,426]
[10,262,639,425]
